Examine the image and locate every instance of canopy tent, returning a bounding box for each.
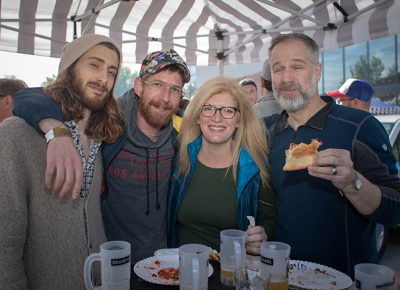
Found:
[1,0,400,70]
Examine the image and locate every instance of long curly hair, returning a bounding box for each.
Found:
[44,42,124,143]
[177,76,270,186]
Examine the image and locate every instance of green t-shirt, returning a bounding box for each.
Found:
[177,161,237,250]
[176,160,277,250]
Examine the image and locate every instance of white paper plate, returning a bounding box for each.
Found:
[289,260,353,290]
[154,248,179,257]
[134,256,213,286]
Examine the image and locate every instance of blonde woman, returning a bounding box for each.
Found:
[167,76,276,254]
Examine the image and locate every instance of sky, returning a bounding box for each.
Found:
[0,51,60,87]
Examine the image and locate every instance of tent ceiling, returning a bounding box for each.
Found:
[1,0,399,66]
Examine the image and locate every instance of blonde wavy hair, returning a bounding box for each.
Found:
[177,76,270,186]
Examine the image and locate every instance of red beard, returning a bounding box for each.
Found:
[138,98,177,129]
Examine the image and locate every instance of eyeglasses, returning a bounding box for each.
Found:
[141,79,185,98]
[337,98,354,105]
[201,105,240,119]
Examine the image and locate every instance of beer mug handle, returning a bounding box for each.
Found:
[84,253,102,290]
[234,241,242,269]
[192,257,199,290]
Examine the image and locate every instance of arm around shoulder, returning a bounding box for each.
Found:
[13,87,64,133]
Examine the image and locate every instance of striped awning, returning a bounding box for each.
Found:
[1,0,399,66]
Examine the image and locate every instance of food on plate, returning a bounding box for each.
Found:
[289,260,352,289]
[283,139,322,171]
[157,267,179,281]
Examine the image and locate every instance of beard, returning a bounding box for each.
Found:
[273,72,317,112]
[72,77,110,112]
[138,96,177,129]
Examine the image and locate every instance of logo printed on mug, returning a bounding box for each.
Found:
[261,256,273,266]
[84,240,131,290]
[111,255,130,266]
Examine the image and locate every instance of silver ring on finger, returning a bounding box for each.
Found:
[332,166,337,176]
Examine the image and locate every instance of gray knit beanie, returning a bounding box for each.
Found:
[58,33,122,77]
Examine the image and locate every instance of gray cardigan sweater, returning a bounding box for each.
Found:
[0,117,106,290]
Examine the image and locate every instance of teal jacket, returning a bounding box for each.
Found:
[167,136,263,247]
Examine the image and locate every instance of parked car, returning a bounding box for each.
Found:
[375,115,400,149]
[374,114,400,258]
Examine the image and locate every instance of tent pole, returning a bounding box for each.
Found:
[216,30,225,75]
[72,0,124,22]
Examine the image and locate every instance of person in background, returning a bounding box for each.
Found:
[266,33,400,278]
[0,34,124,289]
[327,78,373,112]
[179,97,190,111]
[168,76,276,254]
[12,49,191,265]
[254,60,282,119]
[328,78,389,250]
[239,78,258,105]
[0,78,27,123]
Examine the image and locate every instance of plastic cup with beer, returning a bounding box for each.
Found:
[220,229,247,286]
[260,241,290,290]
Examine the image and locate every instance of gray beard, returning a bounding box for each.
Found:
[273,75,317,112]
[275,93,310,112]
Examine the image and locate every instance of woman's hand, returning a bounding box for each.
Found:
[246,225,267,255]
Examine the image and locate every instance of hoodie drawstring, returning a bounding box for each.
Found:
[145,148,150,215]
[145,148,161,215]
[155,148,160,210]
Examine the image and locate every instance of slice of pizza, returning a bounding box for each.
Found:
[283,139,322,171]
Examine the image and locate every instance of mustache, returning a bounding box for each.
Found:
[149,99,173,111]
[88,81,108,93]
[278,82,300,91]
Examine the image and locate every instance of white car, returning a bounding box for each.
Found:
[374,115,400,148]
[373,114,400,258]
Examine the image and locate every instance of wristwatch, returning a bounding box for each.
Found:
[353,172,362,190]
[45,127,71,143]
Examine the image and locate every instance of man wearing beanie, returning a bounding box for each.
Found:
[254,59,282,119]
[0,34,124,289]
[13,48,191,265]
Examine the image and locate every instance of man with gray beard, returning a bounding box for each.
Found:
[265,33,400,278]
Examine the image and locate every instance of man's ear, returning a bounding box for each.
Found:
[315,63,322,82]
[4,95,13,110]
[134,77,143,97]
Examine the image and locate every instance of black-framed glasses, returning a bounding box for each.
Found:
[142,79,185,98]
[201,105,240,119]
